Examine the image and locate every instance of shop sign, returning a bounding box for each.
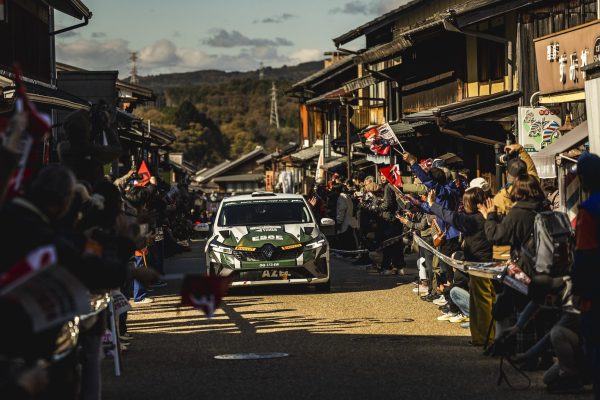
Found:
[534,20,600,94]
[518,106,562,153]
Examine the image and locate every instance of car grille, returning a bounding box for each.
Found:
[233,245,303,261]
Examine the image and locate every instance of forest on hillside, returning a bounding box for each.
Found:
[134,62,321,169]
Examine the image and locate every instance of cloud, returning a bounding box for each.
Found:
[288,48,322,64]
[330,0,401,15]
[91,32,107,38]
[57,37,309,75]
[55,28,79,38]
[55,38,131,72]
[203,30,293,48]
[254,13,297,24]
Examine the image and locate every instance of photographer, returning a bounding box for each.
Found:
[494,144,538,215]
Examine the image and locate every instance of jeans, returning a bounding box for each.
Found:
[450,286,470,317]
[132,255,147,302]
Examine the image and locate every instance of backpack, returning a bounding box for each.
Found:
[520,211,574,277]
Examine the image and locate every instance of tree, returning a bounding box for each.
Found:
[174,100,202,129]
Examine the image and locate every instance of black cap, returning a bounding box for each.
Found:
[507,159,527,178]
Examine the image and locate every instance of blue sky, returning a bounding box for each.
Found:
[54,0,403,77]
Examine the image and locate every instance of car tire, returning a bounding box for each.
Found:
[314,279,331,293]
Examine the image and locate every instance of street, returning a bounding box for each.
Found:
[102,243,588,400]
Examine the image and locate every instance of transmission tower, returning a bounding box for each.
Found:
[259,62,265,80]
[129,52,139,84]
[270,81,280,129]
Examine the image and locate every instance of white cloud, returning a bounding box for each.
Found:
[56,37,311,76]
[288,48,322,64]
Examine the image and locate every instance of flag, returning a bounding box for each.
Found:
[363,123,400,156]
[315,148,325,183]
[135,160,152,186]
[4,65,51,197]
[0,245,57,291]
[379,164,403,187]
[180,275,232,318]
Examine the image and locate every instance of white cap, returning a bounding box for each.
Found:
[468,177,490,193]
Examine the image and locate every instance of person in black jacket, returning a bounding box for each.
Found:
[479,174,550,353]
[377,172,405,275]
[428,186,494,345]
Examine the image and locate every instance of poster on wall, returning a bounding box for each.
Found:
[518,106,562,153]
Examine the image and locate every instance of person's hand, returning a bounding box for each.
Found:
[396,215,409,225]
[402,151,418,165]
[504,325,520,338]
[126,169,136,177]
[131,267,160,287]
[477,198,496,219]
[308,196,317,207]
[504,143,523,154]
[17,359,49,396]
[427,189,436,207]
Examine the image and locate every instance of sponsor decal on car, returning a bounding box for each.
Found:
[251,235,284,242]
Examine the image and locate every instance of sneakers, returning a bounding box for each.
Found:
[437,311,457,321]
[119,333,134,341]
[448,313,469,323]
[420,293,440,302]
[412,285,429,294]
[460,322,470,329]
[134,297,154,304]
[381,269,396,276]
[432,296,448,306]
[151,280,167,288]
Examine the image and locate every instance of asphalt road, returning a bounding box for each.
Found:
[103,243,591,400]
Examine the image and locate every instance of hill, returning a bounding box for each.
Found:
[133,61,322,169]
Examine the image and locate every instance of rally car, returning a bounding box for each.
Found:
[205,192,332,291]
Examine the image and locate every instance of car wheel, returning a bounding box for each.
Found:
[314,279,331,293]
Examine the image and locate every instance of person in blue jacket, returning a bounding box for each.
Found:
[403,151,462,301]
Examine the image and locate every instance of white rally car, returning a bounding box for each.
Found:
[204,192,333,291]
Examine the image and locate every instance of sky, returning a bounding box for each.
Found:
[54,0,405,78]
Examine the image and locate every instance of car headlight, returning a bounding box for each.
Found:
[208,238,233,254]
[303,234,326,250]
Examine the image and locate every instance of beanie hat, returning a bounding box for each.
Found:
[577,152,600,183]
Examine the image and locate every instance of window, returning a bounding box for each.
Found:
[477,20,506,82]
[218,199,313,226]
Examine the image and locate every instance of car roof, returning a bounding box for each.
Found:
[221,192,306,203]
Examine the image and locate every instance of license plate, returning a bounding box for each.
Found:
[261,270,289,279]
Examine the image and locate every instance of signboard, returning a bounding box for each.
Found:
[518,106,562,153]
[534,19,600,94]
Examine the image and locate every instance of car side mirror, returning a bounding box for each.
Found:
[320,218,335,227]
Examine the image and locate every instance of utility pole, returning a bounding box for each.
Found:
[129,52,138,84]
[270,82,280,129]
[259,62,265,80]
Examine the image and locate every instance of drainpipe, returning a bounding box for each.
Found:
[443,20,514,93]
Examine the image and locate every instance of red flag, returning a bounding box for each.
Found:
[135,160,152,186]
[180,275,232,318]
[379,164,403,187]
[0,245,57,290]
[364,123,400,156]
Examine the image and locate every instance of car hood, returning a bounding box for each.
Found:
[213,224,317,247]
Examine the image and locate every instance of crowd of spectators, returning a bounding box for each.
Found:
[0,106,195,399]
[310,144,599,396]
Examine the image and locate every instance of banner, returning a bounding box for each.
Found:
[518,106,562,154]
[2,266,90,332]
[364,123,400,155]
[110,290,131,316]
[135,160,152,187]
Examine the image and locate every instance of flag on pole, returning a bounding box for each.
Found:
[180,275,232,318]
[0,245,57,290]
[363,123,400,156]
[379,164,403,187]
[135,160,152,186]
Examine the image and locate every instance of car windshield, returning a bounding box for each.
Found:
[218,199,312,226]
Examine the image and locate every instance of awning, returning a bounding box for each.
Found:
[354,36,413,65]
[531,121,589,179]
[305,87,348,105]
[290,146,323,162]
[322,157,346,171]
[1,76,90,111]
[290,58,354,90]
[343,75,379,92]
[44,0,92,20]
[539,91,585,104]
[213,174,264,183]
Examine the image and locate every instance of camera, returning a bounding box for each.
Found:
[497,151,519,165]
